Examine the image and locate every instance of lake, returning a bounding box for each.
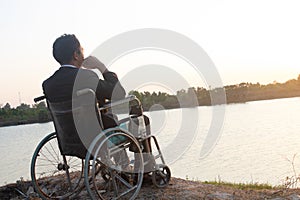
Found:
[1,97,300,186]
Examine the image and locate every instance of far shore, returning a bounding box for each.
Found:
[0,95,299,128]
[0,119,51,128]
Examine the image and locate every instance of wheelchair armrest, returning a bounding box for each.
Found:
[76,88,95,96]
[76,88,140,111]
[99,95,137,111]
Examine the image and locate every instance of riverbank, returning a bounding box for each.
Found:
[0,119,51,128]
[1,177,300,200]
[1,95,300,128]
[1,74,299,127]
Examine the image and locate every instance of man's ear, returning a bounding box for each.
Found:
[73,51,80,60]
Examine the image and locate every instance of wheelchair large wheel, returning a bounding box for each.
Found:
[31,132,84,199]
[85,128,144,200]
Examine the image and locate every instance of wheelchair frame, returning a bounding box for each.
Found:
[30,89,171,199]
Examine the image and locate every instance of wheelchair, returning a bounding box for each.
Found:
[30,88,171,199]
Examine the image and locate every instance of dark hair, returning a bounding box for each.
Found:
[52,34,80,65]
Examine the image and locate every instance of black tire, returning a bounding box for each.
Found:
[85,127,144,200]
[152,164,171,188]
[31,132,84,199]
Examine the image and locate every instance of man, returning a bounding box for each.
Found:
[43,34,151,170]
[42,34,126,158]
[43,34,126,128]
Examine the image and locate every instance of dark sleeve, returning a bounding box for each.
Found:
[96,71,126,103]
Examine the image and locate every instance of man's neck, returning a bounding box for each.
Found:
[61,64,77,68]
[68,60,81,68]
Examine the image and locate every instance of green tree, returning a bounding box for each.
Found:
[38,109,49,122]
[16,103,30,110]
[3,103,11,110]
[35,102,47,109]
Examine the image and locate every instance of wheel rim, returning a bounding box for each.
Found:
[31,133,84,199]
[85,128,144,200]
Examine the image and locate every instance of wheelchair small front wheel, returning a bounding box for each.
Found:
[152,164,171,188]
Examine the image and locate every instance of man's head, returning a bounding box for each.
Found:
[52,34,84,67]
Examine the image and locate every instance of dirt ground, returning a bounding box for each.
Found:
[1,177,300,200]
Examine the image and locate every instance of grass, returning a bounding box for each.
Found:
[184,154,300,191]
[202,180,276,190]
[185,175,281,190]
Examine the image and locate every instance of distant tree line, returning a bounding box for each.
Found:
[225,74,300,103]
[0,74,299,127]
[130,74,300,110]
[0,102,51,127]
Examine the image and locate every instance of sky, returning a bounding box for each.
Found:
[0,0,300,107]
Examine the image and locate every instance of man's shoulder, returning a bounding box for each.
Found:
[42,67,99,88]
[42,67,76,86]
[77,68,99,78]
[44,67,96,79]
[42,69,61,86]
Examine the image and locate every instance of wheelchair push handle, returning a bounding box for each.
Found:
[34,96,46,103]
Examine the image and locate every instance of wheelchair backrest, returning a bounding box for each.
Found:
[47,92,102,159]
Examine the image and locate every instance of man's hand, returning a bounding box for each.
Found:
[82,56,107,73]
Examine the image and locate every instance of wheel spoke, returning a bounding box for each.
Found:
[39,151,58,168]
[118,185,137,198]
[49,139,60,162]
[43,144,60,164]
[115,173,132,188]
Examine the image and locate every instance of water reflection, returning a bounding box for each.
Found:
[0,97,300,186]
